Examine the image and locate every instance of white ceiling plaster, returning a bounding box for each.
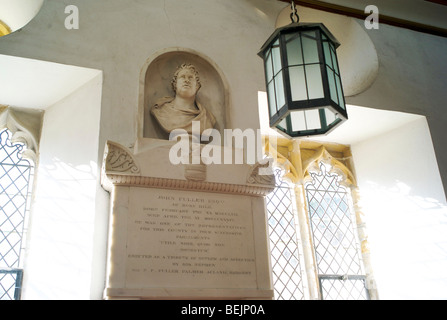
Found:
[313,0,447,30]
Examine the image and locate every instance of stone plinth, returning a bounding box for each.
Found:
[101,138,275,300]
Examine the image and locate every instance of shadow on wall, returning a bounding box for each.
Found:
[351,116,447,299]
[24,157,98,299]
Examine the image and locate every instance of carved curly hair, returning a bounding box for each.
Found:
[171,63,202,93]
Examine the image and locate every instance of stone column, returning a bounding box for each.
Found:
[351,186,379,300]
[294,184,320,300]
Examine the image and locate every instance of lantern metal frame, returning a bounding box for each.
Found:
[258,22,348,137]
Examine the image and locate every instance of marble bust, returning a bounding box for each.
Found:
[150,63,216,135]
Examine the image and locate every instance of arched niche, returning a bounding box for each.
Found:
[275,5,379,97]
[138,48,230,141]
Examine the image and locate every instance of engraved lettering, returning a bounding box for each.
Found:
[126,189,257,288]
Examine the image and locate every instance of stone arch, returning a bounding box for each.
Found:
[302,146,356,188]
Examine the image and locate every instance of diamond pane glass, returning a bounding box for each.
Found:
[0,270,23,300]
[320,277,369,300]
[305,162,367,300]
[266,167,305,300]
[0,129,34,300]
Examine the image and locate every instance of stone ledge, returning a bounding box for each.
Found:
[105,287,274,300]
[103,174,274,197]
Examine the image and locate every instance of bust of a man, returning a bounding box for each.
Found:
[150,63,216,135]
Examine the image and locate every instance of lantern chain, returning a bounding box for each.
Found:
[290,0,300,23]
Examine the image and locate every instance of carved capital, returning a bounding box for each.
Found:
[0,105,43,164]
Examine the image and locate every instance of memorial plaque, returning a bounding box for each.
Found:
[125,187,257,289]
[101,139,275,299]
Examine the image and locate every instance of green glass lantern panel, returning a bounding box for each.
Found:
[301,31,319,64]
[275,71,286,111]
[305,64,324,99]
[267,82,276,117]
[327,66,338,104]
[331,45,339,74]
[277,118,287,131]
[305,109,322,130]
[323,41,333,69]
[290,109,323,132]
[265,50,273,82]
[289,66,307,101]
[335,75,345,109]
[285,33,303,66]
[271,40,282,75]
[290,111,305,131]
[325,108,337,125]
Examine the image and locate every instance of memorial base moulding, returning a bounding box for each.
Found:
[101,138,275,300]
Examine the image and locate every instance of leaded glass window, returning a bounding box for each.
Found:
[266,167,306,300]
[0,128,34,300]
[305,162,368,300]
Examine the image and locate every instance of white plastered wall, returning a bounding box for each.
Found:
[22,71,104,299]
[352,117,447,299]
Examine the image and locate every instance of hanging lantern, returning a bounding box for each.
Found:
[258,3,347,137]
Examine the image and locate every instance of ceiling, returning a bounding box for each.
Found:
[279,0,447,35]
